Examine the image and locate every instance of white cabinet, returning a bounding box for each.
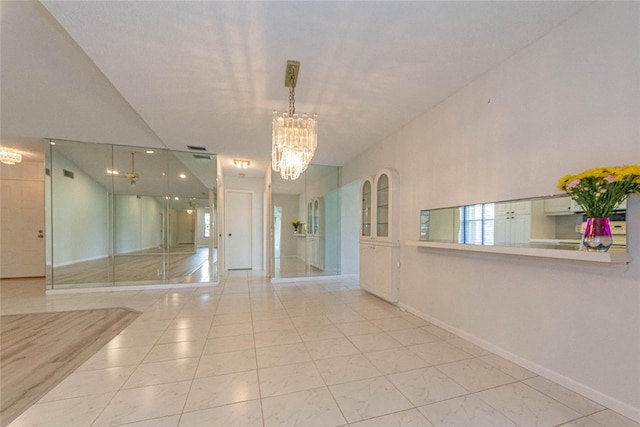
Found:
[359,168,399,302]
[360,169,399,244]
[359,243,399,303]
[544,196,626,216]
[544,196,582,215]
[495,201,531,245]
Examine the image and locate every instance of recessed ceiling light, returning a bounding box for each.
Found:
[234,159,250,169]
[179,173,187,179]
[107,169,119,175]
[146,150,155,154]
[174,197,179,200]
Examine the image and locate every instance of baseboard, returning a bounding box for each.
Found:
[398,302,640,423]
[270,273,358,284]
[47,281,220,294]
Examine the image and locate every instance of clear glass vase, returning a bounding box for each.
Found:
[582,217,613,252]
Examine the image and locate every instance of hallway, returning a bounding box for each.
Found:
[2,273,637,427]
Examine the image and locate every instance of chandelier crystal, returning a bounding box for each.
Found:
[0,147,22,165]
[272,60,317,180]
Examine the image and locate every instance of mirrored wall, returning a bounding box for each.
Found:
[45,139,218,289]
[271,165,341,278]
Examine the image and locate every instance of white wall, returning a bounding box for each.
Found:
[114,195,162,253]
[50,149,109,266]
[341,179,360,275]
[224,175,265,270]
[343,3,640,421]
[273,193,300,258]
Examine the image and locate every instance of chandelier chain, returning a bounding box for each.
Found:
[289,87,295,115]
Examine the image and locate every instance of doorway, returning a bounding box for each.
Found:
[224,190,252,270]
[0,153,45,279]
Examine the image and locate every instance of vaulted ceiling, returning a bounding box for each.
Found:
[1,1,587,178]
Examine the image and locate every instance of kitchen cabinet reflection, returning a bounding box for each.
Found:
[420,196,627,250]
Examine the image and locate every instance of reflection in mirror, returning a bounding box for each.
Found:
[46,140,218,289]
[271,165,341,278]
[420,195,628,251]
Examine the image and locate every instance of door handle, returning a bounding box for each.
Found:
[228,233,232,236]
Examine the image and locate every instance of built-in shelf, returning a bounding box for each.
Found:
[406,240,632,264]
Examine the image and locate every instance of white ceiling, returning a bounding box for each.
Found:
[1,1,587,179]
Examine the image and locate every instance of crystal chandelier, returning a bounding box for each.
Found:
[272,60,317,180]
[0,147,22,165]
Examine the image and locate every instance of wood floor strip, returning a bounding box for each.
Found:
[0,308,140,426]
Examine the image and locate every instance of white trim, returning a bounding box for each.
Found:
[406,240,632,264]
[399,302,640,423]
[47,282,220,294]
[270,273,358,284]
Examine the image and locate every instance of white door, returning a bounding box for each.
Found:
[176,210,195,245]
[0,162,45,278]
[225,190,252,270]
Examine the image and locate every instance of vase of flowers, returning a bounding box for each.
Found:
[558,165,640,252]
[292,220,301,234]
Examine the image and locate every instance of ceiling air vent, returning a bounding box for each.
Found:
[63,169,74,179]
[193,154,211,160]
[187,145,207,152]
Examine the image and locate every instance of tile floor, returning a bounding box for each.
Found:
[3,272,639,427]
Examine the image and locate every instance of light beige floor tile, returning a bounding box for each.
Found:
[105,329,162,348]
[258,361,326,397]
[39,365,136,402]
[212,312,252,325]
[370,316,415,332]
[422,326,456,340]
[167,316,212,330]
[254,328,302,348]
[586,409,640,427]
[436,358,517,392]
[143,340,205,363]
[446,337,491,356]
[11,392,115,427]
[120,415,181,426]
[349,409,434,427]
[304,337,361,360]
[364,346,429,375]
[256,342,312,368]
[408,341,473,366]
[418,395,517,427]
[558,417,608,427]
[329,376,413,423]
[252,317,295,333]
[123,358,199,388]
[250,309,290,321]
[387,367,468,406]
[262,387,346,427]
[390,328,441,346]
[335,321,382,336]
[314,354,381,385]
[202,334,255,355]
[290,315,333,328]
[208,322,254,338]
[77,345,152,370]
[348,332,403,353]
[156,327,210,344]
[478,354,537,380]
[92,381,191,426]
[184,370,259,412]
[195,349,256,378]
[296,324,345,341]
[178,400,263,427]
[477,382,582,427]
[325,311,367,324]
[524,376,605,416]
